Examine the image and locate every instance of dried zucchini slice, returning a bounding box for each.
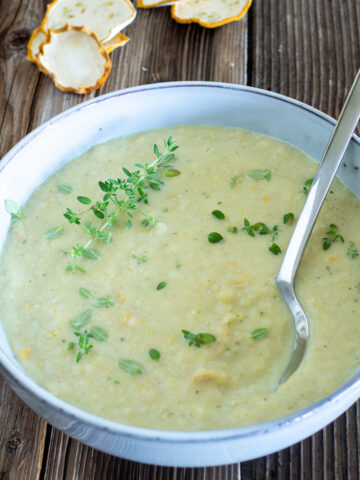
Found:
[171,0,252,28]
[41,0,136,43]
[103,32,130,53]
[27,27,48,63]
[36,25,111,94]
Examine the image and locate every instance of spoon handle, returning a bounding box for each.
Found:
[277,70,360,285]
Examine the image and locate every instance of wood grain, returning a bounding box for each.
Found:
[0,0,359,478]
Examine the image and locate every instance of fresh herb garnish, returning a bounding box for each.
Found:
[271,225,279,241]
[269,243,282,255]
[242,219,271,236]
[163,168,181,177]
[303,178,314,194]
[132,254,147,264]
[57,184,72,194]
[65,263,85,273]
[62,245,100,260]
[347,241,359,258]
[283,212,294,225]
[322,224,344,251]
[77,196,92,205]
[63,137,178,260]
[247,169,271,181]
[182,330,216,348]
[44,226,64,240]
[118,359,143,374]
[79,287,92,298]
[212,210,225,220]
[70,309,92,330]
[251,328,269,340]
[4,199,24,224]
[227,226,238,234]
[229,175,239,189]
[68,309,107,361]
[149,349,161,361]
[74,330,93,362]
[90,326,108,342]
[242,218,255,237]
[141,211,156,228]
[64,208,81,224]
[208,232,223,243]
[92,295,114,308]
[156,281,167,290]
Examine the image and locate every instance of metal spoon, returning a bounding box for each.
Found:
[277,69,360,384]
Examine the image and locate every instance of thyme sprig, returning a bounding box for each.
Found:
[63,137,179,262]
[322,224,344,251]
[4,199,24,224]
[67,309,108,362]
[347,241,359,259]
[182,330,216,348]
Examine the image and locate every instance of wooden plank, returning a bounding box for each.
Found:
[0,1,49,478]
[0,385,46,480]
[247,0,360,477]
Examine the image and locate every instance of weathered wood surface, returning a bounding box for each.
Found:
[0,0,359,478]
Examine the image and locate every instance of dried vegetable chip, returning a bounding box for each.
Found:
[27,27,48,63]
[41,0,136,43]
[36,25,112,94]
[137,0,178,8]
[171,0,252,28]
[103,32,130,53]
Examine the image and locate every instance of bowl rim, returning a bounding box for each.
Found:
[1,80,360,445]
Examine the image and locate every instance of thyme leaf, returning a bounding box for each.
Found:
[269,243,282,255]
[347,241,359,259]
[92,295,114,308]
[90,326,108,342]
[57,184,72,194]
[118,359,143,374]
[212,210,225,220]
[149,349,161,361]
[322,224,344,251]
[303,178,314,194]
[229,175,239,189]
[247,169,271,181]
[182,330,216,348]
[70,309,92,330]
[65,263,85,273]
[4,199,24,224]
[283,212,294,225]
[79,287,92,298]
[44,226,64,240]
[251,328,268,340]
[208,232,223,243]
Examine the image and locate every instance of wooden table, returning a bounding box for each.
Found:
[0,0,359,478]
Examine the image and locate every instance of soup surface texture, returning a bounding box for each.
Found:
[1,126,360,430]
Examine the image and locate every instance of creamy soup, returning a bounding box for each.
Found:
[1,126,360,430]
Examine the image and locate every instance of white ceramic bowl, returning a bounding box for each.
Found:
[0,82,359,467]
